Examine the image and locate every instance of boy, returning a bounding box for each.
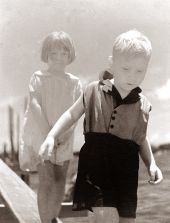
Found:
[39,30,163,223]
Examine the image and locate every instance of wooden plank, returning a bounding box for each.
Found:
[59,202,87,218]
[0,159,89,223]
[0,195,18,223]
[0,159,41,223]
[62,212,95,223]
[62,217,88,223]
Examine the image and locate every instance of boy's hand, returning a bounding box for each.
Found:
[148,164,163,185]
[39,135,55,163]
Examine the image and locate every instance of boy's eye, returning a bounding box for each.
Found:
[137,70,143,73]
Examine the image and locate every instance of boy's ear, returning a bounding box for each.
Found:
[108,55,113,64]
[108,55,114,72]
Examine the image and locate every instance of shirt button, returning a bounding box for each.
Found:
[110,125,114,128]
[113,110,117,114]
[111,116,115,120]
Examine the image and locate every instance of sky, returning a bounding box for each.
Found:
[0,0,170,151]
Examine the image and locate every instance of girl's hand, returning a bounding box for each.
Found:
[148,164,163,185]
[39,135,55,163]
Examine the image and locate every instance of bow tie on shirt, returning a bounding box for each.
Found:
[111,85,142,106]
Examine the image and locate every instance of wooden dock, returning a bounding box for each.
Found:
[62,217,88,222]
[0,195,18,223]
[0,159,90,223]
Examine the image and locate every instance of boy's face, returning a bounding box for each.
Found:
[47,45,69,69]
[111,52,150,94]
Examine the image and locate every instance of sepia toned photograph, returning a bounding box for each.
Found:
[0,0,170,222]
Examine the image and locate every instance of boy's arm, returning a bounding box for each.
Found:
[39,93,84,162]
[140,137,163,184]
[58,79,83,142]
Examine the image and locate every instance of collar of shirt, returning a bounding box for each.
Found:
[100,74,142,106]
[111,85,142,106]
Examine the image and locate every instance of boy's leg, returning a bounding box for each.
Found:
[119,217,135,223]
[91,207,135,223]
[37,160,69,223]
[92,207,119,223]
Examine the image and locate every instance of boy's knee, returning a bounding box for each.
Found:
[119,217,135,223]
[93,207,118,223]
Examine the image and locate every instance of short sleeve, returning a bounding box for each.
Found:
[83,82,95,108]
[140,94,152,113]
[29,73,42,105]
[133,95,152,145]
[82,82,101,132]
[74,79,83,101]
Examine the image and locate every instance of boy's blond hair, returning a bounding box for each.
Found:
[41,31,76,64]
[112,29,152,58]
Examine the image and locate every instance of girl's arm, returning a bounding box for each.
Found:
[140,136,163,184]
[39,93,84,161]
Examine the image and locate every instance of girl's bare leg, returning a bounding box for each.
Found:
[37,161,69,223]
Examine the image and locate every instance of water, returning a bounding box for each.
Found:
[137,151,170,222]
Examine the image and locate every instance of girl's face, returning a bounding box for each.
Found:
[111,52,149,97]
[47,45,69,70]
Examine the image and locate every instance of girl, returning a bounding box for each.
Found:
[39,30,163,223]
[19,31,82,223]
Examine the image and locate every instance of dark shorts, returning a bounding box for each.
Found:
[72,133,139,218]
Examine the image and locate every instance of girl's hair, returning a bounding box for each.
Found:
[112,29,152,58]
[41,31,76,64]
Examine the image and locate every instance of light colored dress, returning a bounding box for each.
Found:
[19,70,82,171]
